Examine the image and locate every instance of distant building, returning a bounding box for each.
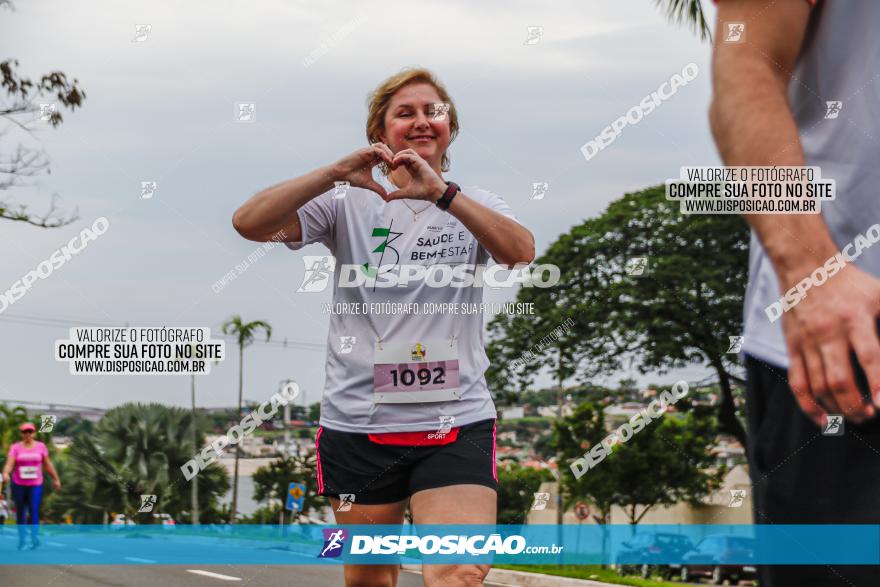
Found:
[499,407,524,420]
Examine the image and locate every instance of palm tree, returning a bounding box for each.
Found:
[221,316,272,524]
[654,0,710,40]
[55,403,229,523]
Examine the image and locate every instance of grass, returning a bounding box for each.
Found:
[494,564,684,587]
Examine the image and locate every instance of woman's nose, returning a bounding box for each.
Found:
[412,110,430,128]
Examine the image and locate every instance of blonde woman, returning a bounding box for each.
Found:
[234,67,534,586]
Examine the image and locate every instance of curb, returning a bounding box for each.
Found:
[400,564,619,586]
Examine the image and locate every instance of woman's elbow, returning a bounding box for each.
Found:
[232,207,256,239]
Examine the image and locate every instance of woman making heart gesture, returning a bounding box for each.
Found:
[234,67,535,587]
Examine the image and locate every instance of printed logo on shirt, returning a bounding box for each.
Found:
[411,343,427,361]
[362,224,404,285]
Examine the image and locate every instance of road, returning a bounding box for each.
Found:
[0,565,517,586]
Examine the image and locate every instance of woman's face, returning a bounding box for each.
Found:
[379,83,451,170]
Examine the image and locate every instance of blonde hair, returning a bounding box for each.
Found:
[366,67,459,175]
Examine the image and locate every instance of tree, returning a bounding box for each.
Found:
[490,186,750,447]
[496,463,554,524]
[49,403,229,523]
[50,416,94,438]
[221,316,272,523]
[0,403,30,459]
[555,396,723,530]
[653,0,710,40]
[307,403,320,423]
[251,453,320,523]
[1,50,86,227]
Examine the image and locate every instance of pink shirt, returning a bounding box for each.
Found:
[8,441,48,486]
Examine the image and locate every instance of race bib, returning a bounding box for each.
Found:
[373,339,461,403]
[18,466,38,480]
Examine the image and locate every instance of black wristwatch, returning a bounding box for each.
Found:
[435,181,460,211]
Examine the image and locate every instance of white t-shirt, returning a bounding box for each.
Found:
[741,2,880,367]
[286,169,521,432]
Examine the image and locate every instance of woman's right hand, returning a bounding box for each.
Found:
[331,143,394,199]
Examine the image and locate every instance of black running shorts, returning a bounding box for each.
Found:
[314,418,498,505]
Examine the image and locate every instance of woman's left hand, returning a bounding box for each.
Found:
[384,149,447,202]
[53,479,61,491]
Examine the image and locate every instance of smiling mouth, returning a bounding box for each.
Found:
[408,136,435,141]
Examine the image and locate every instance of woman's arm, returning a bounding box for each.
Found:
[232,164,339,243]
[384,149,536,269]
[43,453,61,490]
[445,191,535,269]
[232,144,394,243]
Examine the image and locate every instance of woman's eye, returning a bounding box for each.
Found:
[400,112,412,117]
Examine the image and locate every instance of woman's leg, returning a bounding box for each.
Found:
[10,483,28,546]
[27,485,42,543]
[329,496,408,587]
[410,485,497,587]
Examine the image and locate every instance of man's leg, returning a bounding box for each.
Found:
[746,355,880,586]
[411,485,497,587]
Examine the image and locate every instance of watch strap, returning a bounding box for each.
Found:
[436,181,460,210]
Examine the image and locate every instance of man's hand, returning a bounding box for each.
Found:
[780,263,880,425]
[383,149,446,202]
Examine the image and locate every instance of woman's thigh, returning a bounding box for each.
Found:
[410,485,496,586]
[329,496,408,587]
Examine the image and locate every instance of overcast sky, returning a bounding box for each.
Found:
[0,0,724,411]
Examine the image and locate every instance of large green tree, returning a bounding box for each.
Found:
[488,186,750,446]
[555,394,723,528]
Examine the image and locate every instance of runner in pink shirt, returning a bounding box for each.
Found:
[1,422,61,550]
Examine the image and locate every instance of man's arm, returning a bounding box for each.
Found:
[711,0,880,424]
